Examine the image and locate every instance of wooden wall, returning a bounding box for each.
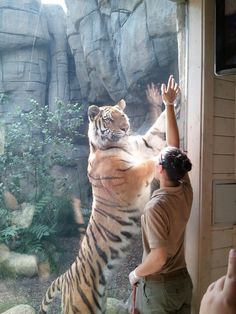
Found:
[210,75,236,282]
[211,225,236,281]
[186,1,236,311]
[213,76,235,179]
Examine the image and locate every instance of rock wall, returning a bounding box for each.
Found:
[66,0,178,108]
[0,0,179,112]
[0,0,49,116]
[0,0,182,206]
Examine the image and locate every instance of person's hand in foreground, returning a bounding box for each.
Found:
[200,249,236,314]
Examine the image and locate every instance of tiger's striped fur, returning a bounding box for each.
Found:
[40,99,166,314]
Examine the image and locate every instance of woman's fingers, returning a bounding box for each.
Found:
[166,75,179,92]
[167,75,173,90]
[171,76,175,89]
[174,83,179,91]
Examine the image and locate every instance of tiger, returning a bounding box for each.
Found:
[40,98,166,314]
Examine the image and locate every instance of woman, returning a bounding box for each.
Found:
[129,75,193,314]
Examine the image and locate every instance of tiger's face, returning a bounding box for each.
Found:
[88,99,130,147]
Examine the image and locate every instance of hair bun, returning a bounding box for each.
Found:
[182,159,192,172]
[163,147,192,182]
[173,158,182,168]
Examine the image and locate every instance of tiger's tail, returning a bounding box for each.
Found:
[40,274,64,313]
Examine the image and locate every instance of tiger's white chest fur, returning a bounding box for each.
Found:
[88,135,160,214]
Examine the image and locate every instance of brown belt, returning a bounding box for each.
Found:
[144,268,188,282]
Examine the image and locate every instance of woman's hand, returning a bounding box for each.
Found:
[161,75,180,105]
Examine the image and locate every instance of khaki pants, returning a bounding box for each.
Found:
[136,269,193,314]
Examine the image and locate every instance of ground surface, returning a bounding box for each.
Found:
[0,235,142,313]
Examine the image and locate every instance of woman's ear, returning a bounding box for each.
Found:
[159,164,164,174]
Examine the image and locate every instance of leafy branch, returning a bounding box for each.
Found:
[0,98,85,262]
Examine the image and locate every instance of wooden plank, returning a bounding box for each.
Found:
[235,85,236,184]
[214,75,235,82]
[234,226,236,248]
[212,224,234,230]
[213,155,234,173]
[211,247,230,268]
[214,117,234,136]
[197,0,215,301]
[214,98,234,118]
[213,136,234,155]
[213,173,235,180]
[211,266,228,282]
[185,0,203,306]
[214,79,235,100]
[211,228,233,249]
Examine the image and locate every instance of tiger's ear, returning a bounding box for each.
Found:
[115,99,126,111]
[88,105,100,121]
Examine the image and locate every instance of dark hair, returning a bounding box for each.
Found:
[160,147,192,182]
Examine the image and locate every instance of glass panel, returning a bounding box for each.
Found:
[0,0,187,313]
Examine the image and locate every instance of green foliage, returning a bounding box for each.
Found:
[31,224,53,240]
[0,92,9,104]
[0,100,84,201]
[0,99,85,266]
[0,225,21,241]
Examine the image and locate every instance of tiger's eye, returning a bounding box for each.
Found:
[104,117,113,122]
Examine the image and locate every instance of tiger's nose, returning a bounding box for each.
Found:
[121,125,129,132]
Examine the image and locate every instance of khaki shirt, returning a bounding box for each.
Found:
[141,175,193,274]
